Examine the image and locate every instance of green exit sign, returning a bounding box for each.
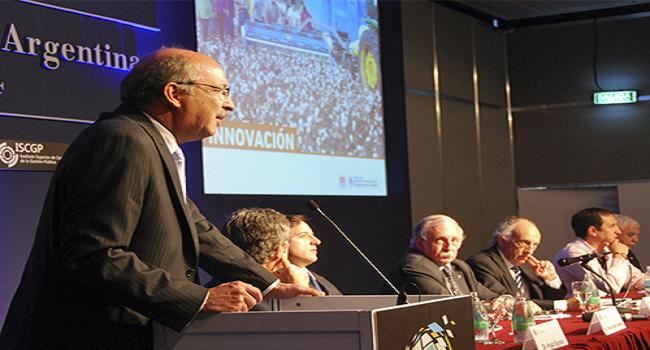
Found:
[593,90,637,105]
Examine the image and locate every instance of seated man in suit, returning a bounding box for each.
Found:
[207,208,309,294]
[553,208,644,296]
[467,216,574,311]
[616,214,642,270]
[388,214,497,300]
[286,215,342,295]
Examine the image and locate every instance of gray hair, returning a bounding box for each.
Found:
[224,208,290,264]
[491,216,534,244]
[120,49,201,105]
[616,214,640,231]
[409,214,464,248]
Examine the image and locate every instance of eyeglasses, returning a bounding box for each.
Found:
[175,81,230,98]
[512,240,538,249]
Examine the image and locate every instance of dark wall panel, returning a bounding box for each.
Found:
[508,24,594,106]
[401,1,516,261]
[435,5,474,100]
[514,104,650,185]
[475,24,507,107]
[508,16,650,185]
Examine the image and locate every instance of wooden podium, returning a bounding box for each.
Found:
[154,295,474,350]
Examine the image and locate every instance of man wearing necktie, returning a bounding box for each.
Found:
[388,214,497,300]
[467,217,571,312]
[0,48,320,350]
[286,215,341,295]
[206,208,313,299]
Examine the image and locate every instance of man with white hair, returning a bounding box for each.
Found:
[467,217,572,311]
[388,214,497,299]
[616,214,642,270]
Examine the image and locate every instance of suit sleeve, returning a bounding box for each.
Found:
[396,265,449,295]
[57,126,207,331]
[188,199,278,290]
[467,256,511,296]
[527,272,566,309]
[458,262,498,300]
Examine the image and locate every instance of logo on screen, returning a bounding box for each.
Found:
[0,81,5,95]
[0,142,19,168]
[404,314,457,350]
[338,176,346,188]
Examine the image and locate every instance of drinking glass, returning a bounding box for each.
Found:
[481,295,514,345]
[571,281,589,311]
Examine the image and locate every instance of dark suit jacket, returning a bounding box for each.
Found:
[387,249,497,300]
[311,270,342,295]
[467,245,566,310]
[0,105,277,350]
[629,249,642,271]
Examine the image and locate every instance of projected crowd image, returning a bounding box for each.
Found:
[196,0,384,159]
[197,0,387,195]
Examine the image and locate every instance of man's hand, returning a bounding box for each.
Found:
[609,239,629,257]
[202,281,263,313]
[527,256,558,282]
[528,301,543,315]
[566,296,581,311]
[266,282,325,299]
[274,254,309,287]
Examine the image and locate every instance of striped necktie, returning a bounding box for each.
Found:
[442,266,462,296]
[511,266,523,291]
[172,148,186,202]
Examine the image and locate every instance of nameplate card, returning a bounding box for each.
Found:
[521,319,568,350]
[587,307,626,335]
[639,297,650,316]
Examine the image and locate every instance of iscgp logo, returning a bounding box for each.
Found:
[0,142,20,168]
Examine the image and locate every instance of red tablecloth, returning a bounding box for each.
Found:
[476,311,650,350]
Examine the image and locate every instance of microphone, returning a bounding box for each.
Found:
[557,252,611,267]
[306,200,408,305]
[582,311,648,322]
[579,260,618,309]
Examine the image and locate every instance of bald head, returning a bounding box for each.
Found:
[120,47,235,144]
[120,47,223,106]
[148,48,223,70]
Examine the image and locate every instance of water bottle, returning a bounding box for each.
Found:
[471,292,488,342]
[644,266,650,294]
[583,275,601,312]
[511,295,534,344]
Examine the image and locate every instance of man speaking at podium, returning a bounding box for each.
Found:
[0,48,319,350]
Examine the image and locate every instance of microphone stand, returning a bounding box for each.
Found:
[580,261,617,309]
[308,201,408,305]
